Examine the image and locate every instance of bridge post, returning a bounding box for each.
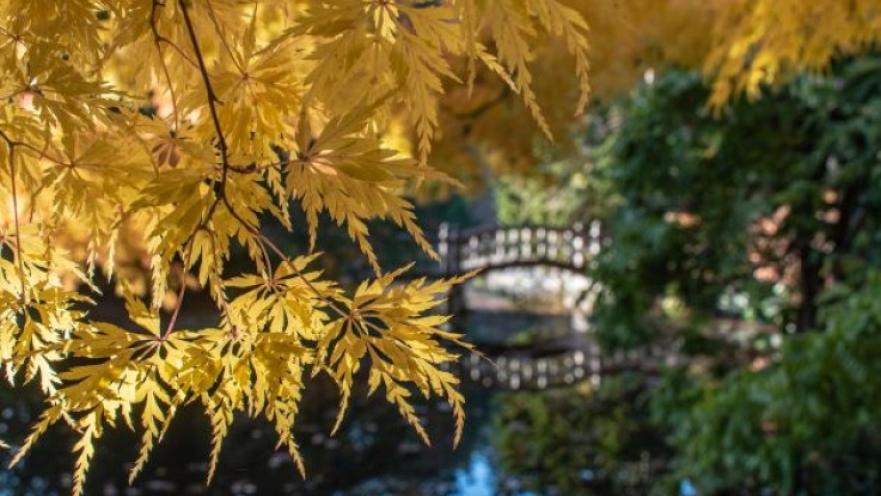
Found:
[439,223,468,325]
[438,222,452,274]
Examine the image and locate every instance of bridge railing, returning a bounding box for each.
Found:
[437,221,603,275]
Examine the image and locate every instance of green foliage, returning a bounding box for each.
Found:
[490,53,881,494]
[654,273,881,493]
[493,159,592,227]
[586,54,881,493]
[591,54,881,350]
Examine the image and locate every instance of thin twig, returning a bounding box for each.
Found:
[6,145,26,305]
[149,1,199,69]
[220,194,348,317]
[178,0,230,170]
[204,0,244,74]
[162,237,196,339]
[151,0,182,128]
[177,0,350,329]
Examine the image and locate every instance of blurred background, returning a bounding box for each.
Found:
[5,47,881,496]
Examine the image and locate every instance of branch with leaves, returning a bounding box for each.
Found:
[0,1,594,495]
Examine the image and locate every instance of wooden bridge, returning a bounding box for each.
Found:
[418,222,676,391]
[433,221,604,276]
[426,221,604,320]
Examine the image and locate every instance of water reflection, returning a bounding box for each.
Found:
[453,451,495,496]
[1,379,664,495]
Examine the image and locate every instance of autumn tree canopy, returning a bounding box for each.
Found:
[0,1,878,495]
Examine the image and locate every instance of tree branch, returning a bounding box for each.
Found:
[178,0,229,171]
[176,0,349,330]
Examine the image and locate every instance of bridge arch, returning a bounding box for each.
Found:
[422,222,675,391]
[436,221,604,276]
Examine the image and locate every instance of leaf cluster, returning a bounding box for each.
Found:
[0,0,591,493]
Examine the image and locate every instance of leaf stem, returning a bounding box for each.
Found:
[150,0,182,129]
[162,237,195,339]
[0,133,27,305]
